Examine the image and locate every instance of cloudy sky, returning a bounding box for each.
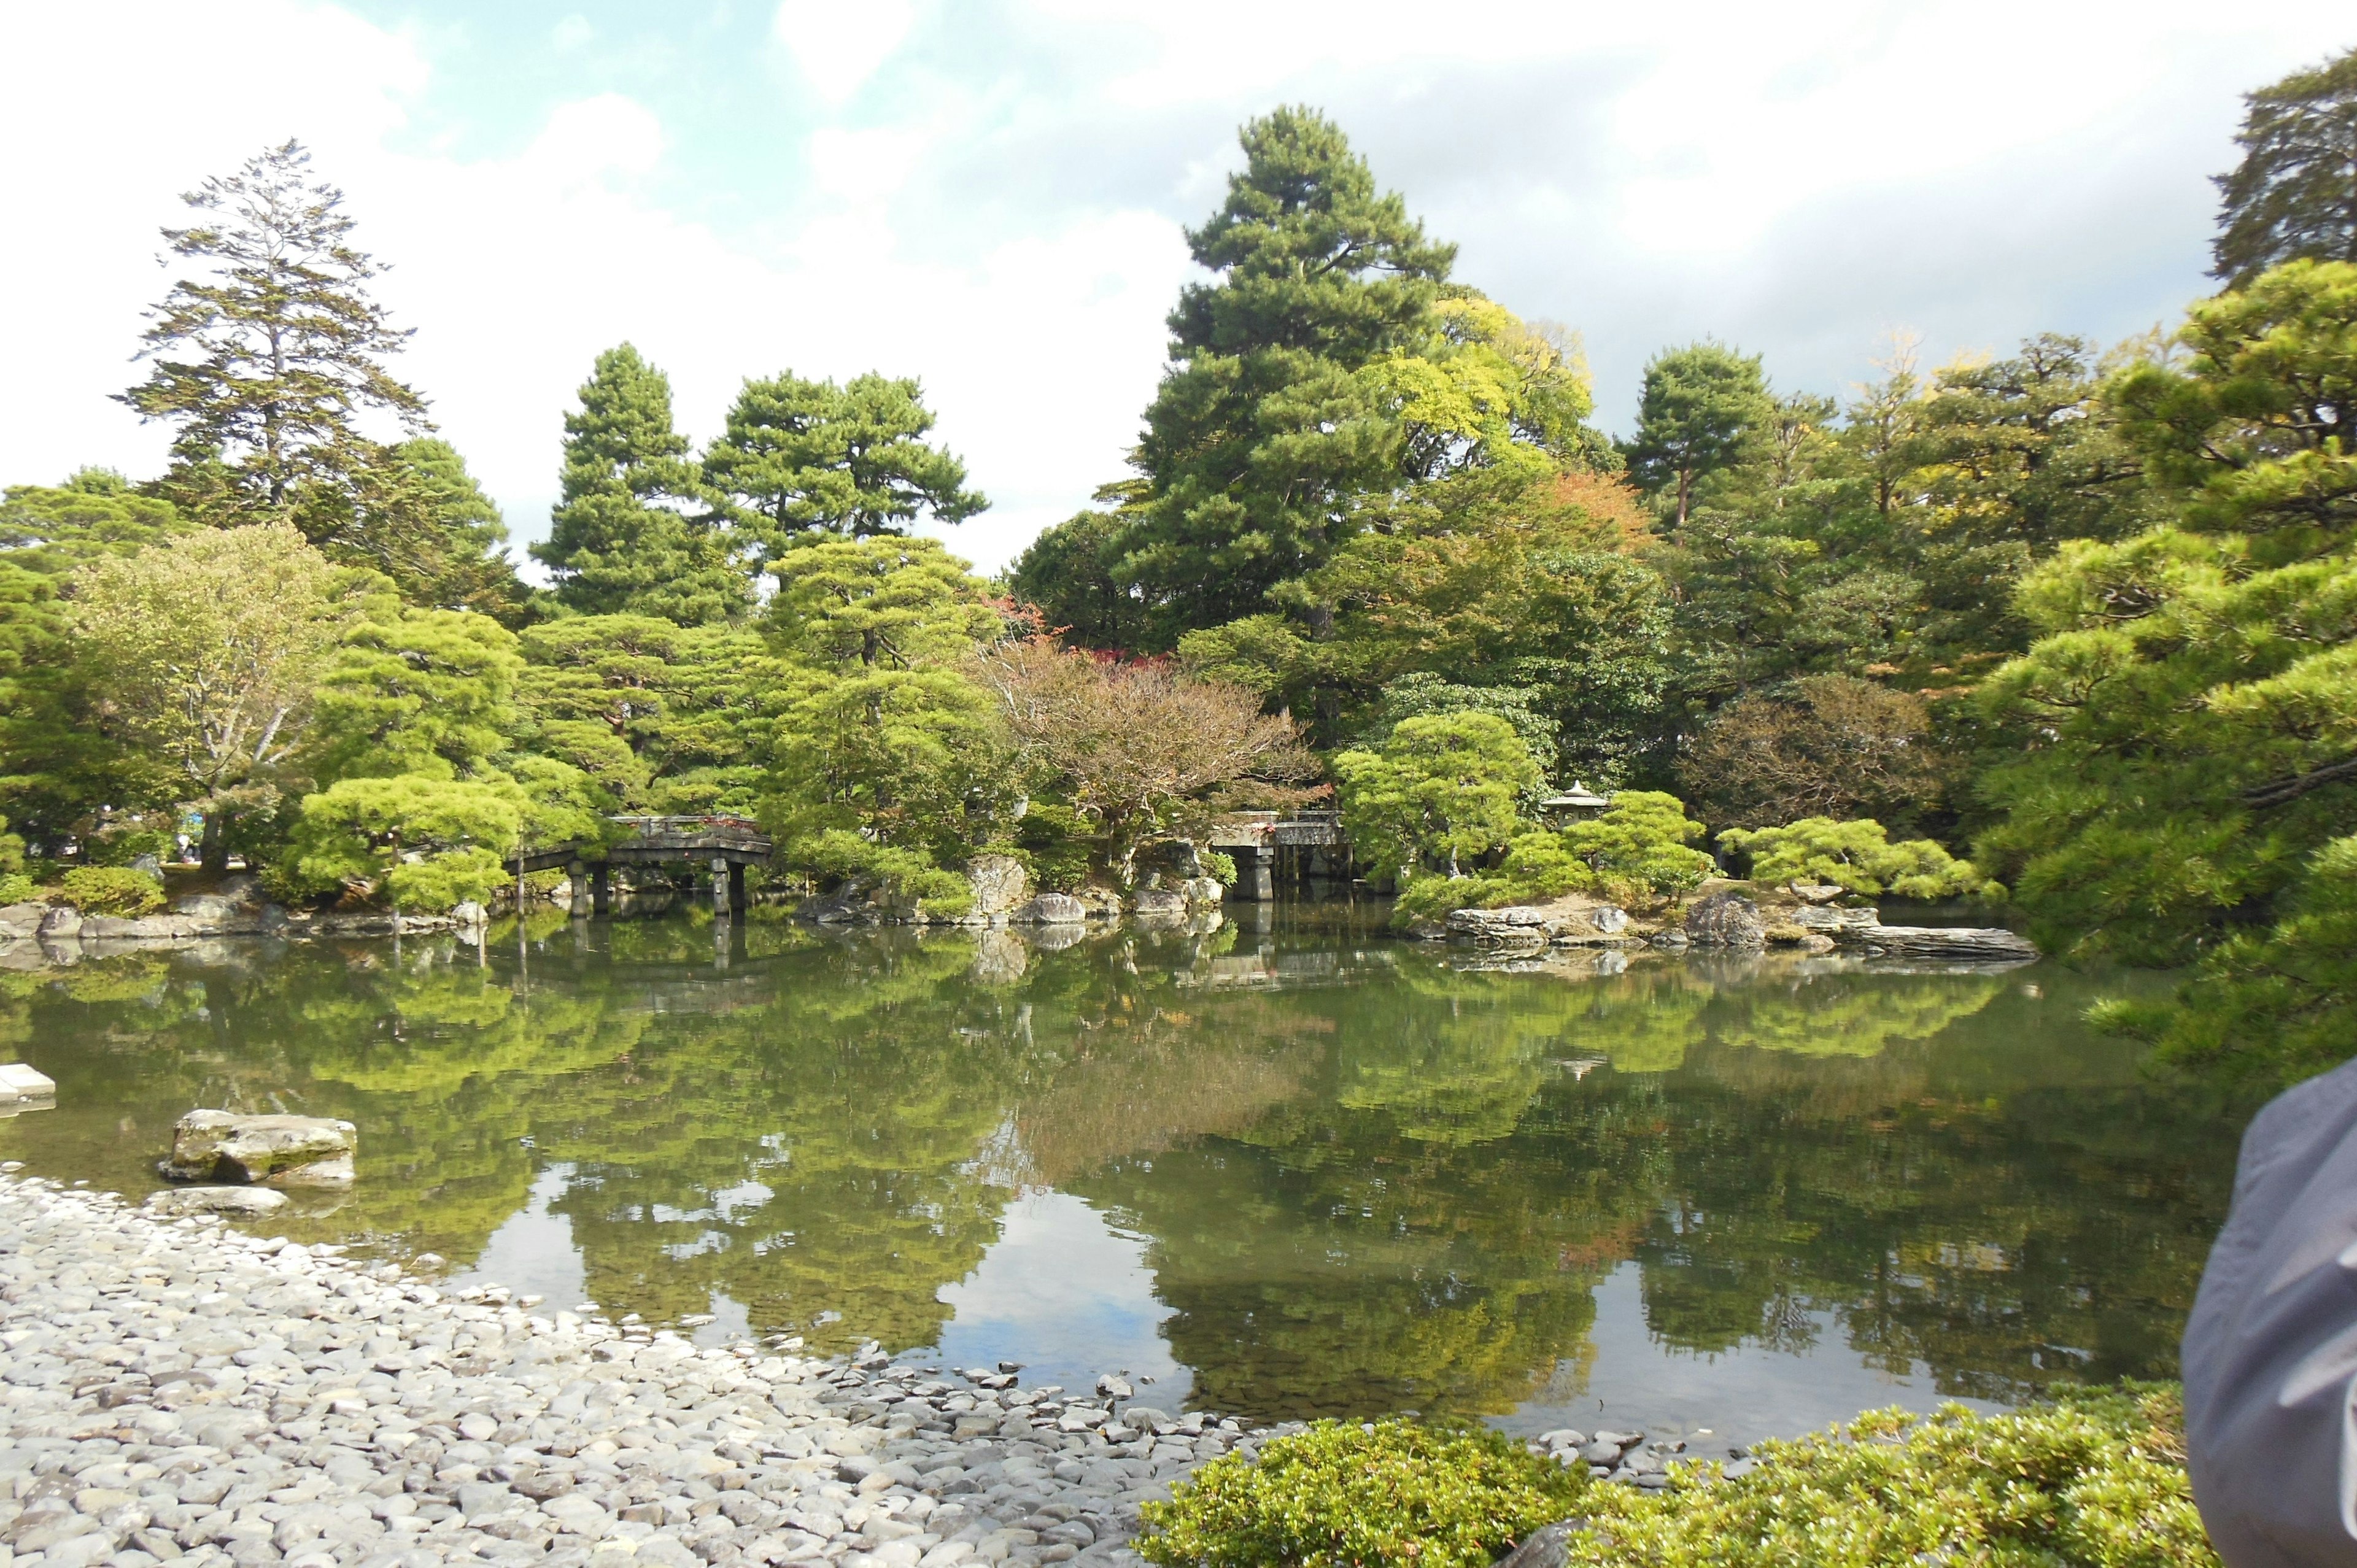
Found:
[3,2,2349,573]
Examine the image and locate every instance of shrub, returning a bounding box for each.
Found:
[0,873,34,905]
[1564,1385,2213,1568]
[60,866,166,916]
[1391,790,1715,924]
[1137,1419,1583,1568]
[1717,816,2001,899]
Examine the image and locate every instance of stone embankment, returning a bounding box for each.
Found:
[0,1175,1252,1568]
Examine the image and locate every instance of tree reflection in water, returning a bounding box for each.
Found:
[0,911,2232,1419]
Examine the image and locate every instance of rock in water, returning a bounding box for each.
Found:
[1010,893,1089,925]
[965,854,1030,919]
[1446,906,1568,942]
[1589,905,1629,934]
[160,1110,357,1186]
[0,1062,55,1110]
[143,1185,290,1216]
[1685,891,1765,948]
[1130,889,1187,921]
[1854,924,2038,960]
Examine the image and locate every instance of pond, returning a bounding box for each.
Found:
[0,904,2235,1449]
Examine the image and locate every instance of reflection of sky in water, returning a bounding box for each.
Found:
[1501,1263,2002,1450]
[459,1162,588,1308]
[934,1191,1191,1407]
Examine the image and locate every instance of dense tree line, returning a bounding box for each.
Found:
[9,46,2357,1087]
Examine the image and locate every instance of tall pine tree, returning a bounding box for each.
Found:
[703,370,985,560]
[2213,46,2357,288]
[533,344,746,626]
[1111,107,1455,643]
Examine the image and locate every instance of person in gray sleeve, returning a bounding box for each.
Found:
[2185,1054,2357,1567]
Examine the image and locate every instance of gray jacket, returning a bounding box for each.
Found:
[2186,1054,2357,1567]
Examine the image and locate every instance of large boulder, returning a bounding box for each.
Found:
[1587,905,1630,934]
[0,903,48,941]
[160,1111,357,1187]
[1130,888,1188,921]
[1447,906,1569,943]
[1010,892,1089,925]
[965,855,1030,919]
[1178,876,1226,908]
[1684,891,1765,948]
[37,906,82,941]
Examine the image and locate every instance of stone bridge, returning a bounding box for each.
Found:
[521,814,773,917]
[1209,811,1356,900]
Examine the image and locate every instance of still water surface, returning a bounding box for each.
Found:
[0,905,2234,1447]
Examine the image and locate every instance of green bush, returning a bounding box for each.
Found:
[1392,791,1716,924]
[1716,816,2001,900]
[60,866,166,916]
[0,873,34,904]
[1564,1385,2211,1568]
[1137,1420,1583,1568]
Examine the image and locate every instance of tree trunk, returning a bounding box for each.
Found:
[200,806,229,876]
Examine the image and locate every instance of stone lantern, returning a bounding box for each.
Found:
[1538,782,1609,828]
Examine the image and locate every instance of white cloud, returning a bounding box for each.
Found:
[0,0,2350,577]
[773,0,917,106]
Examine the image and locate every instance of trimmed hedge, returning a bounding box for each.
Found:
[58,866,166,917]
[1137,1421,1582,1568]
[1138,1386,2213,1568]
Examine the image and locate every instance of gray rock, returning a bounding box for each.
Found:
[1446,906,1567,943]
[1788,904,1878,933]
[1010,894,1088,925]
[1577,1440,1621,1466]
[1128,890,1186,921]
[0,1061,55,1108]
[1587,905,1628,934]
[158,1110,358,1186]
[1851,925,2039,960]
[1647,929,1690,950]
[0,902,48,940]
[1788,882,1846,904]
[1684,892,1765,948]
[1496,1520,1585,1568]
[966,856,1031,920]
[141,1186,289,1216]
[38,905,83,940]
[130,854,164,878]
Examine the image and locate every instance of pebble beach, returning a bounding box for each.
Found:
[0,1172,1722,1568]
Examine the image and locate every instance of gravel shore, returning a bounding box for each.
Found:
[0,1172,1723,1568]
[0,1175,1256,1568]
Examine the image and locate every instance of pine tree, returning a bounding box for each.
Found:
[1113,107,1456,643]
[533,344,746,626]
[2213,47,2357,288]
[120,141,428,519]
[1624,342,1774,528]
[704,370,984,559]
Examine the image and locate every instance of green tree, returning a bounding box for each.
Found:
[1624,342,1774,528]
[309,609,523,784]
[703,370,984,555]
[1332,713,1536,883]
[1113,107,1457,641]
[761,536,1013,906]
[377,437,533,623]
[1974,261,2357,1084]
[534,344,743,625]
[69,522,362,871]
[114,141,485,589]
[2213,46,2357,288]
[1717,817,1998,898]
[0,476,190,848]
[1006,492,1154,652]
[514,614,767,813]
